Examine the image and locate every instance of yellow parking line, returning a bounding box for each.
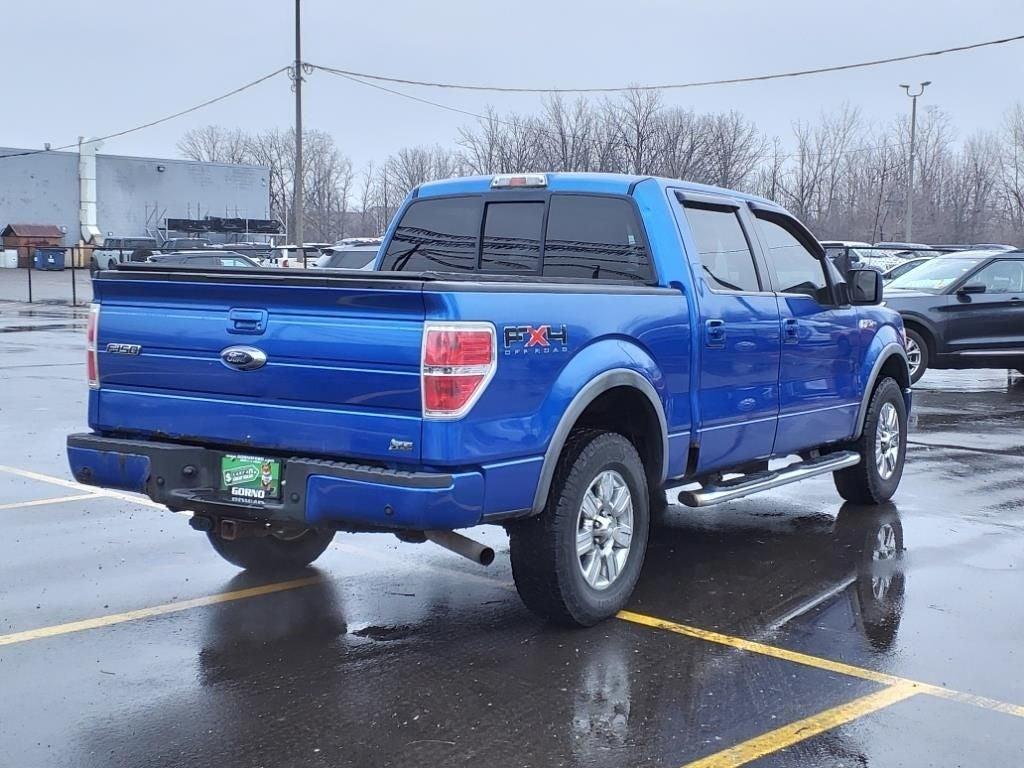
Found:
[682,683,920,768]
[924,686,1024,719]
[617,610,1024,719]
[2,500,1022,725]
[618,609,899,685]
[0,574,323,647]
[0,493,101,511]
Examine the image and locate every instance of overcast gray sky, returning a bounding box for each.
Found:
[3,0,1023,169]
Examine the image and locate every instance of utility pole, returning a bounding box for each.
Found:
[293,0,304,260]
[900,81,930,241]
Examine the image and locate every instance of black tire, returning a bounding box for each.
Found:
[89,258,99,278]
[207,528,335,573]
[833,377,907,504]
[508,430,650,627]
[905,328,928,385]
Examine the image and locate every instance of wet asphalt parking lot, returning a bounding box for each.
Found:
[1,294,1023,767]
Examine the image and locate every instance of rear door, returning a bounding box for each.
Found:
[943,258,1024,355]
[750,210,861,455]
[675,193,781,473]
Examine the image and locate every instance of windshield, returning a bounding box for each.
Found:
[887,258,981,292]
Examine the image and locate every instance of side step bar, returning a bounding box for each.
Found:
[676,451,861,508]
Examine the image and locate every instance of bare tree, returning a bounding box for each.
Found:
[704,111,765,189]
[183,96,1024,247]
[609,88,663,174]
[177,126,249,164]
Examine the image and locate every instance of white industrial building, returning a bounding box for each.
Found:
[0,139,272,248]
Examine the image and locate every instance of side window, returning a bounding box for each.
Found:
[542,195,652,283]
[968,260,1024,294]
[681,204,761,292]
[380,197,480,272]
[480,202,544,273]
[756,215,832,303]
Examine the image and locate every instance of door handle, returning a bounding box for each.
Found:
[783,318,799,343]
[227,308,268,335]
[705,319,726,347]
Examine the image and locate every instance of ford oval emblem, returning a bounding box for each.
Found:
[220,346,267,371]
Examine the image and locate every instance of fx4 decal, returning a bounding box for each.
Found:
[502,324,569,355]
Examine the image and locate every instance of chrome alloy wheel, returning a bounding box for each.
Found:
[905,337,922,378]
[576,470,634,590]
[875,402,901,480]
[870,523,898,600]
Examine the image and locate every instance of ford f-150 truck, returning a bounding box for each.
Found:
[67,172,911,626]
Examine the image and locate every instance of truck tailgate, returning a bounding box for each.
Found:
[92,270,426,462]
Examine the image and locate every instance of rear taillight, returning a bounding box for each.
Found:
[86,303,100,389]
[421,323,496,419]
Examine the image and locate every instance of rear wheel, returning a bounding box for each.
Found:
[207,528,335,573]
[509,430,650,626]
[834,377,907,504]
[904,329,928,384]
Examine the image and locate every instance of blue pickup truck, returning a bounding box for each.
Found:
[68,173,911,626]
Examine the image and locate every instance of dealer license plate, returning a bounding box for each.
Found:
[220,454,282,502]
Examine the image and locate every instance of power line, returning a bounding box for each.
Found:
[313,33,1024,94]
[315,68,499,122]
[314,64,910,164]
[0,67,289,162]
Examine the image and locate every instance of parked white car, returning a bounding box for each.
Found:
[266,244,331,269]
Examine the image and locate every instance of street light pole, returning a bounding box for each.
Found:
[900,81,931,241]
[293,0,304,258]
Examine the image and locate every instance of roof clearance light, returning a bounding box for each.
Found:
[491,173,547,189]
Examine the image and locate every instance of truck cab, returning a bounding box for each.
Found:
[68,173,910,626]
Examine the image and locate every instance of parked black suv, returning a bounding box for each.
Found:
[884,250,1024,383]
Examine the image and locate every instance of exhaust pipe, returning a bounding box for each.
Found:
[424,530,495,566]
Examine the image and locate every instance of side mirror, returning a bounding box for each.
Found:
[849,268,883,305]
[957,283,986,295]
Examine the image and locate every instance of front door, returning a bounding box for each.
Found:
[751,211,862,455]
[675,194,781,474]
[944,258,1024,358]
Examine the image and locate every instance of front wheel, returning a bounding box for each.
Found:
[509,430,650,627]
[207,528,335,573]
[833,377,907,504]
[904,329,928,384]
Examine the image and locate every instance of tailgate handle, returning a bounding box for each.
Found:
[228,308,268,335]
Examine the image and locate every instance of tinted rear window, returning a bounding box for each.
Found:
[480,202,544,273]
[381,192,653,283]
[543,195,651,283]
[380,197,480,272]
